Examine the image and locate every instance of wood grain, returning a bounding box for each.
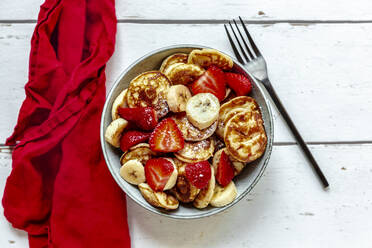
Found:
[1,23,372,143]
[1,0,372,21]
[1,144,372,247]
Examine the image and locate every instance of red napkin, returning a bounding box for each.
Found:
[3,0,131,247]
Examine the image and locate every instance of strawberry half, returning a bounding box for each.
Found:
[185,161,212,189]
[149,118,184,153]
[191,65,226,101]
[225,72,252,96]
[120,130,151,152]
[145,158,175,191]
[216,151,235,187]
[118,107,158,131]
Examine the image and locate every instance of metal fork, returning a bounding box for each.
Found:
[224,17,329,188]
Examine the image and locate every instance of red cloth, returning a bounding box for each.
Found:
[3,0,131,247]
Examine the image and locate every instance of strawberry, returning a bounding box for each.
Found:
[120,130,151,152]
[191,65,226,101]
[216,151,235,187]
[225,72,252,96]
[149,118,184,152]
[118,107,158,131]
[145,158,175,191]
[185,161,212,189]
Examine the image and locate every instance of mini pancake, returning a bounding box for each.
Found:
[187,48,233,70]
[216,96,260,138]
[126,71,170,118]
[224,110,267,163]
[174,138,215,163]
[169,158,200,203]
[171,112,217,141]
[164,63,205,85]
[159,53,188,73]
[120,146,156,165]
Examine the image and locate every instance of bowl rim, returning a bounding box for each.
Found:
[100,44,274,219]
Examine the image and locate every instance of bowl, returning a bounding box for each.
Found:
[100,44,274,219]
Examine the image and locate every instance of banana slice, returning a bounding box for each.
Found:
[167,85,192,112]
[139,183,179,210]
[172,112,217,141]
[210,181,237,207]
[126,71,170,118]
[170,159,200,203]
[174,138,215,164]
[164,63,205,85]
[212,148,246,176]
[224,110,267,163]
[217,96,260,138]
[160,53,188,73]
[163,158,178,191]
[186,93,220,130]
[120,146,156,165]
[111,89,128,120]
[120,159,146,185]
[188,48,233,70]
[193,167,216,209]
[104,118,129,148]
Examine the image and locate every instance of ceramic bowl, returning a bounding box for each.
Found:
[100,44,273,219]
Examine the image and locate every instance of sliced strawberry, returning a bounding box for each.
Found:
[118,107,158,131]
[225,72,252,96]
[185,161,212,189]
[145,158,175,191]
[149,118,184,152]
[120,130,151,152]
[216,151,235,187]
[191,65,226,101]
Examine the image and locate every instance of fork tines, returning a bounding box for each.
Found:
[224,16,261,64]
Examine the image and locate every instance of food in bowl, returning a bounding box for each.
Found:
[104,48,267,210]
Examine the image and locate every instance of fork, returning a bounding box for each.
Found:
[224,17,329,188]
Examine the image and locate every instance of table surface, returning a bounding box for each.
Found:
[1,0,372,247]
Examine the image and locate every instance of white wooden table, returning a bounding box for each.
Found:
[1,0,372,247]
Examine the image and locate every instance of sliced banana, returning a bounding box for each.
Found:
[188,48,233,70]
[172,112,217,141]
[139,183,179,210]
[111,89,128,120]
[167,85,192,112]
[160,53,188,73]
[186,93,220,130]
[104,118,129,148]
[120,146,156,165]
[120,159,146,185]
[210,181,237,207]
[174,138,215,164]
[164,63,205,85]
[163,158,178,191]
[193,168,216,209]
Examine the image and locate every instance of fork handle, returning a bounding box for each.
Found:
[263,80,329,188]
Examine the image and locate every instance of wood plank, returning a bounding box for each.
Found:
[1,144,371,247]
[1,0,372,21]
[1,23,372,143]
